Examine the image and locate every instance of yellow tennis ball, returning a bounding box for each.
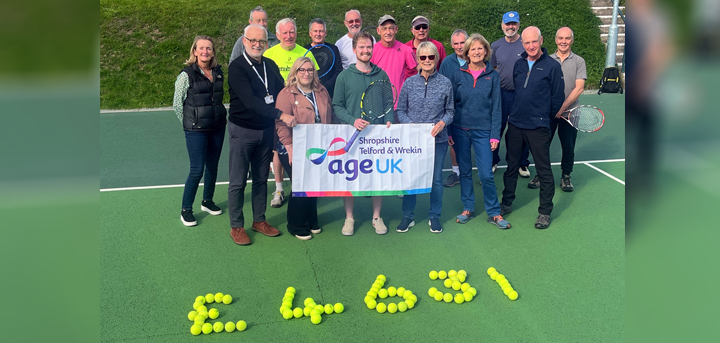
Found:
[367,289,378,299]
[406,294,418,303]
[201,323,213,334]
[434,292,444,301]
[377,274,386,282]
[197,310,208,319]
[503,286,513,296]
[364,296,374,304]
[403,290,413,299]
[458,269,467,276]
[193,301,203,310]
[443,279,453,289]
[304,307,313,317]
[282,301,292,309]
[454,293,465,304]
[452,281,461,290]
[367,299,377,309]
[218,294,230,305]
[487,267,496,275]
[236,320,247,331]
[496,274,506,282]
[280,305,289,315]
[387,287,397,297]
[457,274,466,282]
[194,316,205,326]
[372,282,383,290]
[304,298,314,306]
[387,303,398,313]
[324,304,334,314]
[405,299,415,309]
[443,293,453,303]
[463,292,473,302]
[468,287,477,296]
[286,287,296,294]
[283,309,293,319]
[449,276,459,282]
[428,287,438,297]
[509,291,518,300]
[225,321,236,332]
[378,288,388,298]
[196,305,207,313]
[191,324,202,335]
[311,313,322,324]
[195,295,206,304]
[188,311,198,321]
[293,308,303,318]
[490,271,499,280]
[376,302,387,313]
[214,293,224,303]
[500,280,510,289]
[314,304,324,312]
[205,293,214,304]
[461,283,470,292]
[311,309,322,316]
[208,308,219,319]
[448,270,457,278]
[334,303,344,313]
[429,270,438,280]
[398,301,408,312]
[438,270,447,279]
[213,322,224,333]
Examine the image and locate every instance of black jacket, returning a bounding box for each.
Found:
[182,64,227,131]
[303,42,343,98]
[509,48,565,130]
[228,53,285,130]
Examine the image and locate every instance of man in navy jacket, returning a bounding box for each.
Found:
[500,26,564,229]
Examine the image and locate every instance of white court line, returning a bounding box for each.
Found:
[583,163,625,185]
[101,158,624,192]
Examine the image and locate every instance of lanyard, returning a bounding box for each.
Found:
[297,85,320,123]
[243,52,269,95]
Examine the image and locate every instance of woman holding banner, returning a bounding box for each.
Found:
[395,41,454,233]
[449,34,511,229]
[275,57,335,240]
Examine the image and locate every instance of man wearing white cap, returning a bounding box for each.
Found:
[371,14,417,99]
[404,15,447,78]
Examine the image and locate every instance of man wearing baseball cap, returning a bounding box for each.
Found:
[371,15,417,99]
[404,15,447,78]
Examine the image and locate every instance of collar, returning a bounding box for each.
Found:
[521,47,549,62]
[551,50,575,59]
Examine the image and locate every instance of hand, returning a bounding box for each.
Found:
[490,141,499,151]
[448,136,454,146]
[280,113,297,127]
[354,118,369,130]
[286,145,293,166]
[386,121,392,128]
[555,111,564,118]
[431,121,445,137]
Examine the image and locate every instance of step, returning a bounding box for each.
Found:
[599,25,626,34]
[589,0,614,6]
[591,7,626,16]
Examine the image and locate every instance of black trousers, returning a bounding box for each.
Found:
[550,117,578,176]
[278,152,318,236]
[502,123,555,215]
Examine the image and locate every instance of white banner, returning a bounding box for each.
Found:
[291,123,435,197]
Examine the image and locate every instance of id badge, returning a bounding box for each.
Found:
[264,95,274,104]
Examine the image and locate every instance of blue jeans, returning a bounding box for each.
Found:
[181,126,225,210]
[493,88,530,167]
[451,127,501,217]
[402,141,448,220]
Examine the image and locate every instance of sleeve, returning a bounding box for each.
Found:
[405,49,418,78]
[228,61,283,120]
[440,79,454,127]
[490,73,502,140]
[275,89,294,147]
[173,71,189,123]
[395,80,410,124]
[577,57,588,80]
[436,41,447,70]
[489,43,497,70]
[550,64,565,117]
[229,37,244,65]
[331,73,355,124]
[382,72,394,123]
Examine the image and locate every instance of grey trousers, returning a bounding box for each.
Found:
[227,122,273,228]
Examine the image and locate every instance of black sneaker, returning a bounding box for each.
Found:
[527,175,540,189]
[535,214,551,229]
[500,204,513,216]
[201,200,222,215]
[444,172,460,187]
[429,218,443,233]
[561,174,574,192]
[181,209,197,227]
[396,217,415,233]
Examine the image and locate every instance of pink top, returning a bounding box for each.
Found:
[371,40,417,98]
[404,38,447,78]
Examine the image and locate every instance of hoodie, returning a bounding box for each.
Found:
[332,63,394,125]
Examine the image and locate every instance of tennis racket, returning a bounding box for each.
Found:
[360,26,379,42]
[561,105,605,132]
[344,80,398,152]
[303,44,336,78]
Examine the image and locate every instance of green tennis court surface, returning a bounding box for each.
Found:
[101,94,625,342]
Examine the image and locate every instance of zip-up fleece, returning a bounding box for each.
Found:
[332,63,394,125]
[396,71,454,143]
[449,65,502,140]
[509,48,565,130]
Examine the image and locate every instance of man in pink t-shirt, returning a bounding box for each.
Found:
[404,15,447,78]
[371,15,417,100]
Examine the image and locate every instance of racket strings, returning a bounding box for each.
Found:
[363,84,394,119]
[312,48,332,73]
[569,107,603,132]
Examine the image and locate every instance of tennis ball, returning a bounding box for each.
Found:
[448,270,457,278]
[429,270,438,280]
[311,309,322,316]
[509,291,518,300]
[376,302,387,313]
[283,309,293,319]
[461,283,471,292]
[191,324,202,335]
[193,301,203,310]
[463,292,473,302]
[364,296,374,304]
[443,293,453,303]
[377,274,386,282]
[197,310,208,319]
[225,321,236,332]
[283,295,293,303]
[201,323,213,334]
[468,287,477,296]
[397,301,408,312]
[378,288,388,299]
[280,305,289,315]
[293,308,303,318]
[454,293,465,304]
[496,274,506,282]
[223,294,232,304]
[452,281,461,290]
[213,321,224,333]
[208,308,219,320]
[195,295,206,304]
[450,275,459,282]
[286,286,296,294]
[438,270,448,279]
[405,299,416,309]
[367,289,378,298]
[487,267,496,275]
[188,311,198,321]
[366,299,377,309]
[403,290,413,299]
[311,313,322,324]
[409,295,418,303]
[304,307,313,317]
[434,292,444,301]
[458,269,467,276]
[490,271,499,280]
[388,286,397,297]
[236,320,247,331]
[428,287,438,297]
[196,304,207,312]
[214,293,224,303]
[282,301,292,309]
[205,293,214,303]
[334,303,344,313]
[387,303,398,313]
[396,287,406,297]
[304,298,315,306]
[324,304,334,314]
[444,279,453,289]
[503,286,512,296]
[457,274,466,282]
[194,316,206,325]
[499,280,510,289]
[372,282,383,290]
[314,304,324,313]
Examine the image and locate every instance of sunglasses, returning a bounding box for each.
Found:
[418,55,436,61]
[346,19,361,24]
[414,24,428,30]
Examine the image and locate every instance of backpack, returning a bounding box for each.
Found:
[598,66,623,94]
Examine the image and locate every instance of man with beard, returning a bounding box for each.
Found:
[335,9,375,70]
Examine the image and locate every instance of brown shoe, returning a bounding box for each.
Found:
[251,221,281,237]
[230,227,251,245]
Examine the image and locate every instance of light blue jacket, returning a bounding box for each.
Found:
[396,71,454,143]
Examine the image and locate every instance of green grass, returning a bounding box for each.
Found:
[101,0,604,109]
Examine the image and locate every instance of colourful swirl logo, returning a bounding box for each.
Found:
[306,137,348,165]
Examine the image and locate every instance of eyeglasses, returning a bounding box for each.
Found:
[244,37,267,45]
[346,19,361,24]
[418,55,436,61]
[297,68,314,74]
[414,24,428,30]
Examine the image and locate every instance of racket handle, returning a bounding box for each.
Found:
[344,130,360,152]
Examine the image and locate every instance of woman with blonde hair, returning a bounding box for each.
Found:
[275,57,336,240]
[173,35,227,227]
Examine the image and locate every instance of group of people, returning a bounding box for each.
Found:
[172,6,588,245]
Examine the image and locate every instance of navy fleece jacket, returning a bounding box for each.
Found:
[449,65,502,140]
[509,48,565,130]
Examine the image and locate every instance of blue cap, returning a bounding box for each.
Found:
[503,11,519,24]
